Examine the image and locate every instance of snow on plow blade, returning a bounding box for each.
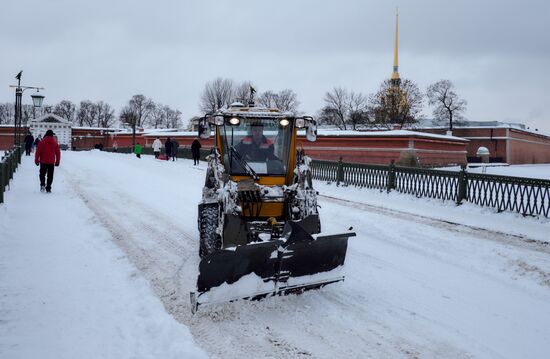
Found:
[190,224,355,313]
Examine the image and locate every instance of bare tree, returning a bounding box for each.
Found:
[53,100,76,123]
[368,78,423,128]
[0,103,14,124]
[76,100,95,127]
[199,78,235,113]
[257,91,277,108]
[119,105,137,127]
[274,89,300,113]
[426,79,467,131]
[256,89,300,113]
[165,107,182,129]
[147,104,182,129]
[128,94,155,127]
[148,104,166,129]
[319,87,349,129]
[96,101,116,128]
[347,91,369,130]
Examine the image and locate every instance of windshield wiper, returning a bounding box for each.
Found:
[230,146,259,180]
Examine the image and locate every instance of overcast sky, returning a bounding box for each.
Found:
[1,0,549,133]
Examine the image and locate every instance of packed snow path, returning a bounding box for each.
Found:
[2,151,550,359]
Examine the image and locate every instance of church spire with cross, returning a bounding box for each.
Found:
[391,8,400,86]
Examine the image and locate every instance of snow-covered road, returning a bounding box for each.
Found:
[2,151,550,359]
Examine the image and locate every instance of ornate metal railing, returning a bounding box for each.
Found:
[309,160,340,183]
[342,162,388,190]
[103,146,210,160]
[310,159,550,218]
[0,145,23,204]
[467,173,550,217]
[394,167,460,202]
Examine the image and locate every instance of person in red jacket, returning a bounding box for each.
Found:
[35,129,61,193]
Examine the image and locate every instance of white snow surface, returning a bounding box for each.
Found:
[441,164,550,180]
[1,150,550,359]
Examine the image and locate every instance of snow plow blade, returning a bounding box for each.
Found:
[190,225,355,313]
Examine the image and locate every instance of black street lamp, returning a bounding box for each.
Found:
[9,71,45,146]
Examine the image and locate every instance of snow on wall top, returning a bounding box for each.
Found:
[299,129,469,142]
[32,113,71,125]
[414,119,549,137]
[142,130,199,137]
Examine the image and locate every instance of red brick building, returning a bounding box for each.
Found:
[3,122,549,166]
[418,122,550,164]
[296,129,467,166]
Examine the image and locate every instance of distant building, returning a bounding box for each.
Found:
[416,120,550,164]
[30,114,72,150]
[188,116,202,132]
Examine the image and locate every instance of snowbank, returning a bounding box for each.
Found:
[0,158,207,359]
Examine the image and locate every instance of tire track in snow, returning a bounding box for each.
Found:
[59,157,485,358]
[319,194,550,253]
[62,165,327,359]
[320,194,550,290]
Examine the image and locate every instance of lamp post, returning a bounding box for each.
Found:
[9,71,45,146]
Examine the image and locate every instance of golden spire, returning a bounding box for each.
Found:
[391,8,400,83]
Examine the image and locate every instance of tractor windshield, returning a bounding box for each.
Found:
[220,117,292,176]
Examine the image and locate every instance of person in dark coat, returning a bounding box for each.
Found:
[24,131,34,156]
[33,135,41,151]
[191,138,202,165]
[171,139,179,161]
[35,130,60,193]
[164,137,173,161]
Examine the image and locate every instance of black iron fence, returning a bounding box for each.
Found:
[310,159,550,218]
[95,148,550,218]
[103,147,210,161]
[0,146,23,204]
[102,146,210,160]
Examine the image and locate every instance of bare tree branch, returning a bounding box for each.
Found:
[199,78,235,113]
[274,89,300,113]
[426,79,467,131]
[347,91,369,130]
[53,100,76,123]
[319,87,349,130]
[0,103,15,124]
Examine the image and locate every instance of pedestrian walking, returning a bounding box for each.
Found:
[33,135,41,151]
[34,130,60,193]
[164,137,173,161]
[191,137,202,165]
[152,137,162,159]
[171,139,179,161]
[112,140,118,152]
[134,142,142,158]
[24,131,34,156]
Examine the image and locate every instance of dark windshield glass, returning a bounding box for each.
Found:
[220,118,291,176]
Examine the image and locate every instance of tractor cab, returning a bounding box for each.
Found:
[199,103,317,182]
[220,116,290,177]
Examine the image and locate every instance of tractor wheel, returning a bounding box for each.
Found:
[198,203,222,258]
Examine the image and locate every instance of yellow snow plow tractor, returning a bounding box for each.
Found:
[191,102,355,312]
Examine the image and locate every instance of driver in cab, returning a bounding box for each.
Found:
[235,123,276,162]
